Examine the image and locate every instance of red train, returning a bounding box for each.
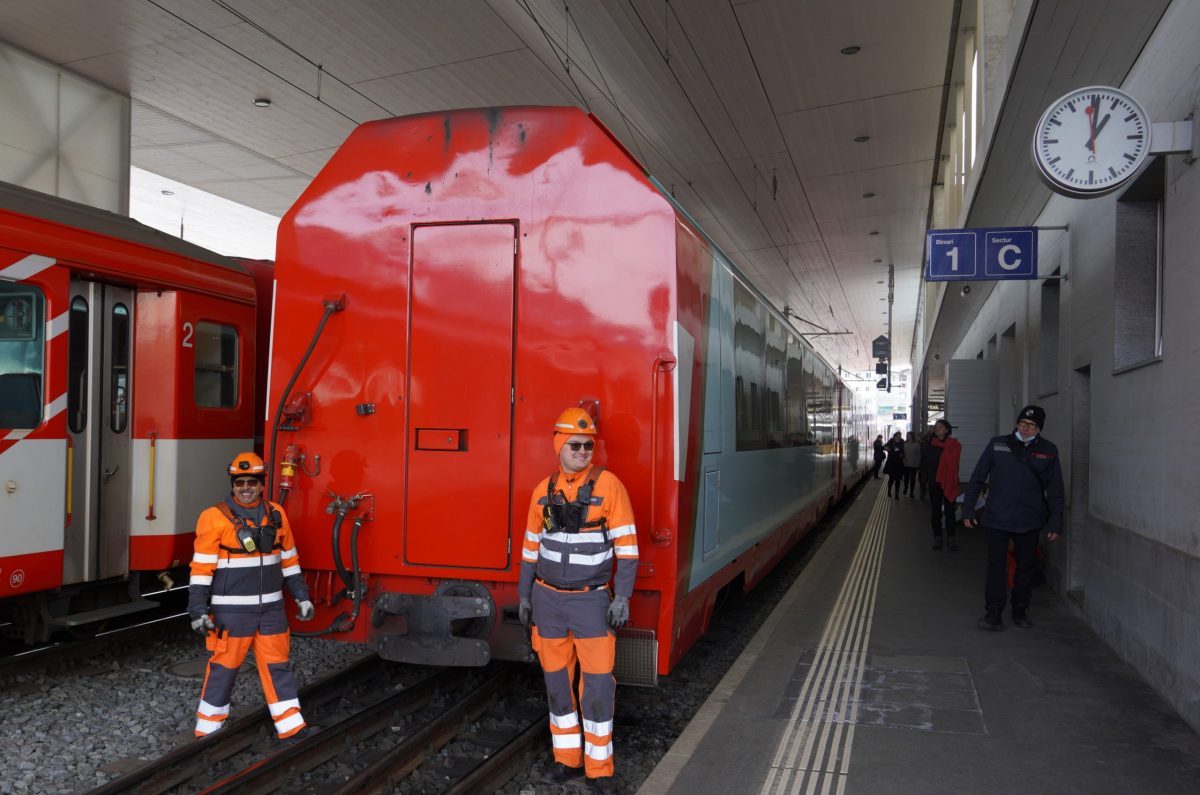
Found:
[267,107,873,682]
[0,181,272,642]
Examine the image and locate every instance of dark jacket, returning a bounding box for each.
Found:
[883,439,905,474]
[873,438,885,462]
[961,433,1065,535]
[920,438,943,480]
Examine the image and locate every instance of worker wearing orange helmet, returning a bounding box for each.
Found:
[518,408,638,795]
[187,452,315,739]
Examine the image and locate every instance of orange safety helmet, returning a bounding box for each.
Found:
[228,452,266,478]
[554,407,597,435]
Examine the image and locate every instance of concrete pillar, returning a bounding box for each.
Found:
[0,43,130,213]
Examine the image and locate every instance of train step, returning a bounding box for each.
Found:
[43,598,160,627]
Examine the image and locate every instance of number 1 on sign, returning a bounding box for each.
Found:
[947,247,958,271]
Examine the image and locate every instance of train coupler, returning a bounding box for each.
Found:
[372,591,494,667]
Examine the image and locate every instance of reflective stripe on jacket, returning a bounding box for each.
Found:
[187,500,310,617]
[518,466,638,599]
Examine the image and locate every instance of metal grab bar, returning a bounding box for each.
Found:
[145,431,157,520]
[649,351,677,547]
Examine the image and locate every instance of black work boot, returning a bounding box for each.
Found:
[1012,608,1034,629]
[977,609,1004,631]
[587,776,619,795]
[542,762,583,784]
[931,535,943,550]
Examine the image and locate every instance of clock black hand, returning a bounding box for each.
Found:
[1093,113,1111,138]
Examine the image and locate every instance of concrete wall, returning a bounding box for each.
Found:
[952,0,1200,731]
[0,43,129,212]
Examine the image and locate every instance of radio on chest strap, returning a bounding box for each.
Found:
[544,467,609,535]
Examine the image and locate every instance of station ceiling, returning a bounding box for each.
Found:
[0,0,961,373]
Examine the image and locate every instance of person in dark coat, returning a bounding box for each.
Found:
[962,405,1064,631]
[872,435,885,479]
[883,432,905,498]
[920,419,961,550]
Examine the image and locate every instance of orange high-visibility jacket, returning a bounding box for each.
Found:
[518,465,638,599]
[187,499,310,618]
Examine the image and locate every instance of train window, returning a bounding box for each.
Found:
[0,282,45,429]
[765,315,786,448]
[194,321,238,408]
[109,303,130,433]
[733,280,765,451]
[785,336,808,445]
[67,297,89,433]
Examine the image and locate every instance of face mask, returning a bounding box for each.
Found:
[1015,430,1037,443]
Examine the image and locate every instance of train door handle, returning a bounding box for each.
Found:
[102,465,119,483]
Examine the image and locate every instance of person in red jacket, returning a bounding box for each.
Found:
[518,408,638,795]
[920,419,962,551]
[187,452,315,739]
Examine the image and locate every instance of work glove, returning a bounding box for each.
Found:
[607,594,629,628]
[518,597,532,628]
[191,614,215,636]
[296,600,315,621]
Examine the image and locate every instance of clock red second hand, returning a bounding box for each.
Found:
[1085,105,1096,155]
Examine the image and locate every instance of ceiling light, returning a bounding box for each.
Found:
[840,46,861,55]
[874,259,882,264]
[160,190,174,196]
[854,135,870,143]
[868,230,879,236]
[253,98,271,108]
[862,192,876,198]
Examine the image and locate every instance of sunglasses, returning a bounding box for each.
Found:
[233,477,262,487]
[565,441,595,452]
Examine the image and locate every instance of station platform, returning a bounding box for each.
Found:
[637,478,1200,794]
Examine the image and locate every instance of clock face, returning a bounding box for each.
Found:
[1032,86,1150,198]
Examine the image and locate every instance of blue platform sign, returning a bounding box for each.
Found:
[926,227,1036,282]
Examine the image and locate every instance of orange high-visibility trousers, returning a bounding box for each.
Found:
[531,581,616,779]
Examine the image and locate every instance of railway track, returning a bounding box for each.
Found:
[86,654,545,794]
[0,613,190,679]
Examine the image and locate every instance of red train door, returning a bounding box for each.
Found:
[404,223,516,569]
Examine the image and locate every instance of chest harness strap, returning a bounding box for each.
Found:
[215,501,281,555]
[543,467,609,537]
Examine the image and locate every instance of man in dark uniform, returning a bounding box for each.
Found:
[962,405,1065,630]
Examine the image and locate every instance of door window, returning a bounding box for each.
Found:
[67,296,89,433]
[109,303,129,433]
[193,321,239,408]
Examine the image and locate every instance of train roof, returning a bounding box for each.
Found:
[0,179,245,275]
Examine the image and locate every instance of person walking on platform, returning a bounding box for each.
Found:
[902,431,922,497]
[872,434,886,479]
[921,419,961,550]
[187,452,315,739]
[962,405,1065,631]
[884,431,905,499]
[518,408,638,795]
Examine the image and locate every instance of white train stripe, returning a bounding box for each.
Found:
[47,310,69,340]
[3,429,31,441]
[45,392,67,420]
[0,254,55,282]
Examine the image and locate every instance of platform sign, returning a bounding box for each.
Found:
[872,335,890,359]
[926,227,1036,281]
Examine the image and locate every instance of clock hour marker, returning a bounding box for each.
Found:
[1088,171,1094,184]
[1067,101,1077,112]
[1110,99,1120,110]
[1123,153,1136,161]
[1108,167,1118,178]
[1044,138,1059,144]
[1124,113,1137,122]
[1049,118,1062,126]
[1048,156,1060,165]
[1065,168,1074,180]
[1127,134,1143,140]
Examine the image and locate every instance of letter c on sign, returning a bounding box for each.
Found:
[998,244,1021,270]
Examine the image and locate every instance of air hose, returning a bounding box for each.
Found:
[266,296,344,502]
[293,498,367,638]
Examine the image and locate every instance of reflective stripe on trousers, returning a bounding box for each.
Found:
[530,581,616,778]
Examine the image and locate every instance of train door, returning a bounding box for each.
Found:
[404,223,516,569]
[64,281,133,584]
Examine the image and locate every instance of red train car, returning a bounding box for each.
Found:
[268,107,870,682]
[0,182,268,642]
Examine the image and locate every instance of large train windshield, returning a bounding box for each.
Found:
[0,281,45,429]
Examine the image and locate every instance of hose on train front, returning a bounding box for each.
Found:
[292,507,367,638]
[266,297,344,503]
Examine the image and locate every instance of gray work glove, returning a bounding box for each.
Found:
[191,614,215,636]
[607,594,629,628]
[296,600,314,621]
[518,597,532,628]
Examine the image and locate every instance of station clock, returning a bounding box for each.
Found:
[1031,86,1151,198]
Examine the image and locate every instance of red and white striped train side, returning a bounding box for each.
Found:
[0,182,268,642]
[266,107,873,682]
